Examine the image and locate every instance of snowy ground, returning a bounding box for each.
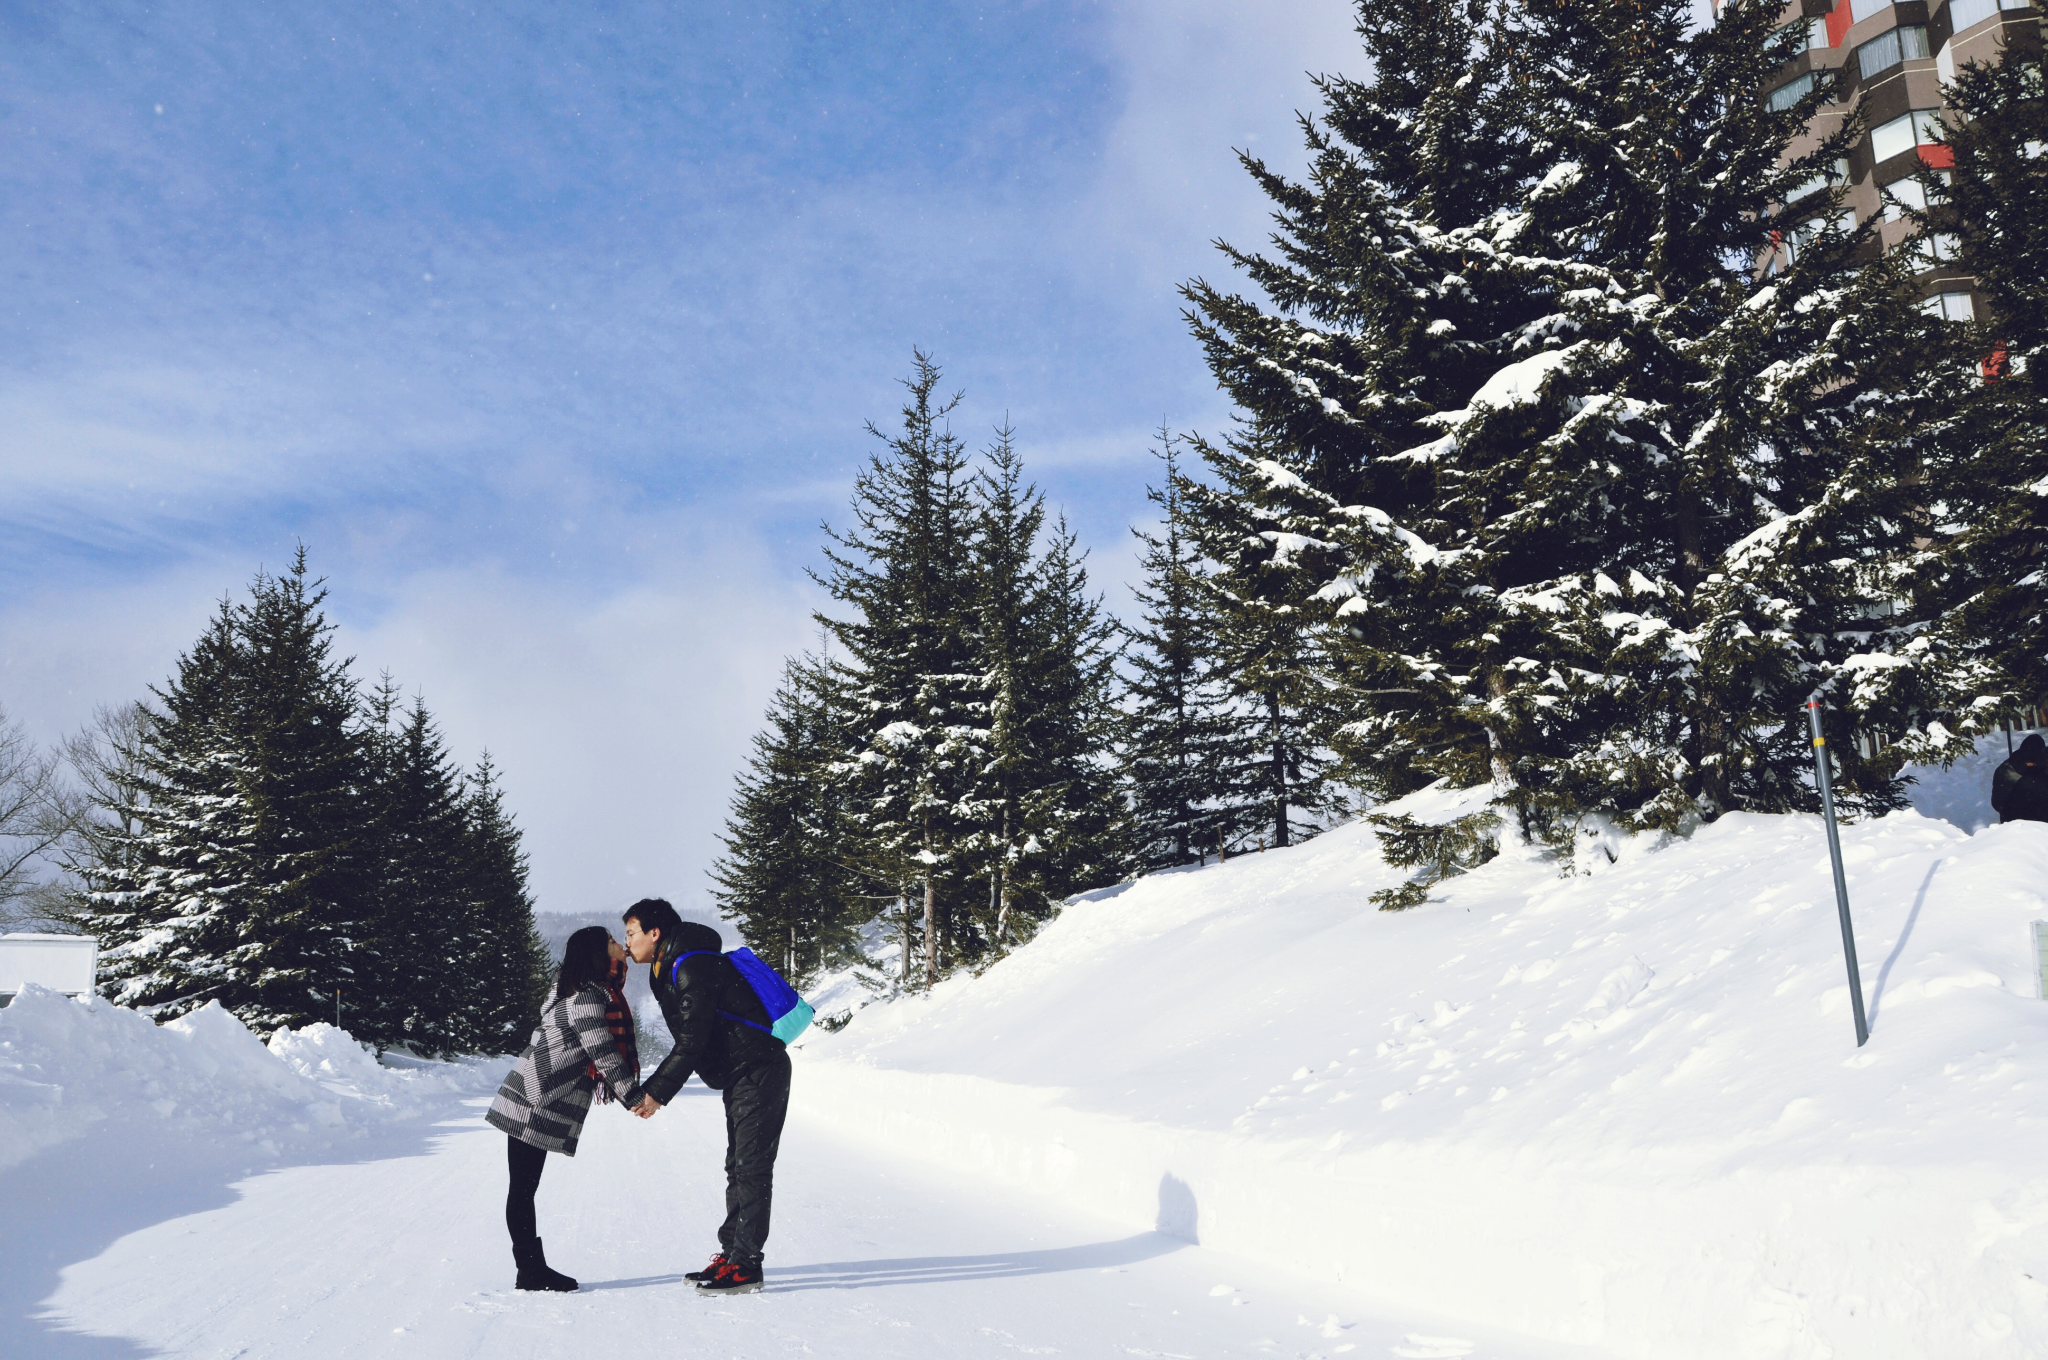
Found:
[8,736,2047,1358]
[794,760,2048,1359]
[0,1001,1604,1360]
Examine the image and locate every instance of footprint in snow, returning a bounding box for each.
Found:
[1390,1335,1475,1359]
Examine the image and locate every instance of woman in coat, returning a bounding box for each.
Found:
[485,925,642,1291]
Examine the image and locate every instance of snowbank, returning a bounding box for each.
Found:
[794,792,2048,1359]
[0,988,501,1174]
[1904,730,2020,833]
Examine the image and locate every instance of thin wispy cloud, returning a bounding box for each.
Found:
[1,0,1359,911]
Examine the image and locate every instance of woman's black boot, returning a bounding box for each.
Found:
[513,1237,579,1292]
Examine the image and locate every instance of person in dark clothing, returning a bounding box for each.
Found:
[622,897,792,1296]
[1994,733,2048,824]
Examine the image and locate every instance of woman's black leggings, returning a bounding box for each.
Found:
[506,1136,547,1244]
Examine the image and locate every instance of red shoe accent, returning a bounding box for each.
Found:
[695,1261,764,1294]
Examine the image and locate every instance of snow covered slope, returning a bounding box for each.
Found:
[794,793,2048,1359]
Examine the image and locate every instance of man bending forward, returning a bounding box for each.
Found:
[623,897,792,1295]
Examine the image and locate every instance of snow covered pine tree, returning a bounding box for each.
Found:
[1180,0,1993,868]
[85,556,365,1027]
[815,354,993,989]
[1123,432,1246,870]
[711,654,868,986]
[1915,44,2048,729]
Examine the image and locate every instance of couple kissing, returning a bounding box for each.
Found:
[485,897,796,1296]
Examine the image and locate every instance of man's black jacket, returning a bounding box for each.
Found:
[1994,752,2048,824]
[635,922,782,1105]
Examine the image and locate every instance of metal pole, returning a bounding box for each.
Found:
[1807,700,1869,1046]
[336,987,341,1029]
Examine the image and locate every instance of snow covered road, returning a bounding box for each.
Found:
[7,1080,1609,1360]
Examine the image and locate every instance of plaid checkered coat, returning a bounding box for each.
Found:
[485,984,638,1155]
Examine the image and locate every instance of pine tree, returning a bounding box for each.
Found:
[1176,0,1536,818]
[710,656,866,986]
[74,552,549,1046]
[1177,420,1346,850]
[216,554,371,1030]
[1918,46,2048,725]
[960,427,1125,955]
[1123,433,1242,869]
[459,752,550,1053]
[87,553,372,1032]
[84,605,265,1017]
[1178,0,1986,848]
[1006,513,1127,915]
[816,353,990,989]
[367,695,471,1053]
[962,422,1044,961]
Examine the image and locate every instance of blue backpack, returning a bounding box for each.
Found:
[667,947,814,1045]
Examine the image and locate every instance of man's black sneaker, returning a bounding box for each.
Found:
[684,1254,726,1283]
[696,1261,764,1295]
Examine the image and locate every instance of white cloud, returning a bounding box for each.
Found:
[341,532,811,918]
[0,0,1374,930]
[0,507,815,920]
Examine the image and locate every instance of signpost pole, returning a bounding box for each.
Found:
[1807,699,1870,1047]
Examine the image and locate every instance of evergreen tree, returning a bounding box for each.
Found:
[962,422,1044,959]
[1122,432,1255,868]
[74,551,548,1044]
[85,605,273,1018]
[815,353,990,989]
[218,554,370,1029]
[460,752,551,1053]
[1919,47,2048,723]
[710,656,866,986]
[367,695,471,1053]
[1177,420,1346,850]
[961,429,1124,953]
[1006,512,1127,913]
[1178,0,1986,848]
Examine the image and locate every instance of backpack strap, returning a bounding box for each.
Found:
[718,1010,776,1036]
[665,949,716,988]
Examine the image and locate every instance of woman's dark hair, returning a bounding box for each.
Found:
[622,897,685,944]
[555,926,614,1001]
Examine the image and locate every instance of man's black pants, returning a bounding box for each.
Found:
[717,1046,792,1271]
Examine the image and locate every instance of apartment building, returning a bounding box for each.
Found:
[1753,0,2041,317]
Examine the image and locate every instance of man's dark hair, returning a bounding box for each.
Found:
[2022,734,2046,763]
[623,897,685,942]
[555,925,614,1001]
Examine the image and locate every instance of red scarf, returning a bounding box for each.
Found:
[588,957,640,1102]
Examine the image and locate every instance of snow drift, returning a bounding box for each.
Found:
[794,776,2048,1359]
[0,987,500,1175]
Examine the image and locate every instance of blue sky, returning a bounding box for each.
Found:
[0,0,1355,917]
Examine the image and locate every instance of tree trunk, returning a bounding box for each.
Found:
[1268,690,1289,849]
[1672,491,1726,810]
[898,890,912,984]
[922,873,937,991]
[993,802,1013,948]
[994,865,1012,952]
[1485,672,1515,792]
